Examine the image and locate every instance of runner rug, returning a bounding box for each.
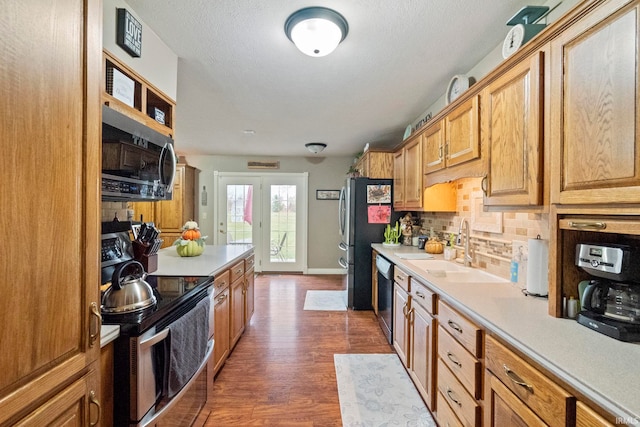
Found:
[334,353,436,427]
[303,290,347,311]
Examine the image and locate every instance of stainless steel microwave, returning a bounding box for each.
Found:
[101,105,176,201]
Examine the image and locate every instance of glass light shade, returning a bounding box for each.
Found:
[290,18,343,57]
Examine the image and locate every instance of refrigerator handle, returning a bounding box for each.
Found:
[338,257,348,269]
[338,241,347,251]
[338,186,346,236]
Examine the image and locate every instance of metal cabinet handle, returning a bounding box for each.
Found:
[503,364,534,393]
[447,320,463,334]
[217,280,227,288]
[568,221,606,230]
[481,175,488,196]
[216,294,228,303]
[415,291,426,300]
[89,390,101,426]
[89,302,101,348]
[446,351,462,368]
[446,388,462,407]
[438,145,443,160]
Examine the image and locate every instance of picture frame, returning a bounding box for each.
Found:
[316,189,340,200]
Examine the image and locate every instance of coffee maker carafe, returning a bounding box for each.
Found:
[575,243,640,342]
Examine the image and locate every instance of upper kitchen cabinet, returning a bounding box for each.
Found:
[103,50,176,137]
[394,135,423,210]
[550,0,640,205]
[355,149,394,178]
[0,0,101,424]
[482,51,544,207]
[423,95,481,185]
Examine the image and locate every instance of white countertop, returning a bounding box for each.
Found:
[100,324,119,348]
[373,244,640,421]
[153,244,254,276]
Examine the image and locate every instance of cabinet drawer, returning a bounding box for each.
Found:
[245,254,255,271]
[213,270,230,296]
[230,260,245,283]
[576,401,614,427]
[394,266,410,292]
[438,326,482,399]
[439,301,482,357]
[411,278,436,314]
[436,391,464,427]
[437,358,481,427]
[485,335,574,427]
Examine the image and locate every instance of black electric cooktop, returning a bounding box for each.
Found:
[101,274,214,335]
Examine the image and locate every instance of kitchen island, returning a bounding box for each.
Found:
[154,243,254,276]
[373,243,640,424]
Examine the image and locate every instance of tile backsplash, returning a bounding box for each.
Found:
[101,201,133,223]
[417,177,549,279]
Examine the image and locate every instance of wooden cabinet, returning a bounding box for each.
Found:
[482,51,544,207]
[244,254,255,325]
[355,150,394,178]
[485,335,575,427]
[0,1,101,424]
[486,371,546,427]
[408,279,436,410]
[100,343,115,427]
[436,301,484,427]
[576,401,615,427]
[132,164,197,248]
[423,120,446,174]
[393,282,410,367]
[212,271,231,376]
[393,136,423,210]
[229,260,246,350]
[550,0,640,205]
[103,50,176,137]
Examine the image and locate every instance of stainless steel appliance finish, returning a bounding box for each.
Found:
[376,254,393,344]
[576,243,640,342]
[102,105,177,202]
[100,222,214,425]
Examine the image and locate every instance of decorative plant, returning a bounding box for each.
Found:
[173,220,208,257]
[384,222,401,244]
[447,233,456,247]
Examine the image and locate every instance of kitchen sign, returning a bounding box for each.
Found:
[117,8,142,58]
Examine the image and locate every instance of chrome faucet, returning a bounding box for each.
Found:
[458,218,472,267]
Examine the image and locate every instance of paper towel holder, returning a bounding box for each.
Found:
[523,235,549,298]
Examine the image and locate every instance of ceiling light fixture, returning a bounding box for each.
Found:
[305,142,327,154]
[285,7,348,57]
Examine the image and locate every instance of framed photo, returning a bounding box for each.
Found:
[316,190,340,200]
[366,184,391,203]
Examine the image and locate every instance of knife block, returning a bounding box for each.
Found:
[132,242,158,273]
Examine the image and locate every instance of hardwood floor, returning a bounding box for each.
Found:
[202,273,394,426]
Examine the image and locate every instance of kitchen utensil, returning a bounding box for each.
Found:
[102,260,156,313]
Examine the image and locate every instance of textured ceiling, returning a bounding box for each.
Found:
[126,0,545,157]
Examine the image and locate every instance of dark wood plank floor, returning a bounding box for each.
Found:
[202,274,394,426]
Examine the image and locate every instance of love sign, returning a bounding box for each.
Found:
[117,8,142,58]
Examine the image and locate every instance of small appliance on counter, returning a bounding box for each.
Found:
[575,243,640,342]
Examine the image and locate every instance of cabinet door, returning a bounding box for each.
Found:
[230,276,246,350]
[409,302,435,410]
[157,165,185,231]
[0,0,101,422]
[213,288,230,375]
[550,0,640,204]
[404,136,423,209]
[445,95,480,168]
[245,267,255,324]
[484,52,544,206]
[423,120,446,174]
[393,283,410,367]
[131,201,157,224]
[393,150,405,209]
[576,401,615,427]
[486,372,546,427]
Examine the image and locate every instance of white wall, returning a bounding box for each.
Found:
[103,0,178,100]
[185,155,353,270]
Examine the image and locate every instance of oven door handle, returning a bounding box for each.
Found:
[140,328,170,350]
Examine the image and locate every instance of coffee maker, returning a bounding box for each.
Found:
[575,243,640,342]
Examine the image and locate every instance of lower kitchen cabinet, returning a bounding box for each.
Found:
[484,335,575,427]
[486,371,546,427]
[438,358,481,427]
[408,278,436,410]
[229,260,246,350]
[436,391,464,427]
[393,266,411,366]
[245,266,255,324]
[100,343,115,427]
[576,401,615,427]
[212,271,231,376]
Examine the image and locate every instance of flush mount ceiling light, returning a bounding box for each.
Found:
[285,7,349,57]
[305,142,327,154]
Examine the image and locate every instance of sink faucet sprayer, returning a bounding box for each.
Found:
[457,218,472,267]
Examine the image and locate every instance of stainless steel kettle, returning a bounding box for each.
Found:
[101,260,157,314]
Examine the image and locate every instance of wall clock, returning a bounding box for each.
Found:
[502,23,546,59]
[446,74,470,105]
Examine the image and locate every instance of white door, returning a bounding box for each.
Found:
[216,172,308,273]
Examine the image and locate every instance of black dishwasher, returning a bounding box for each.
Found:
[376,254,393,344]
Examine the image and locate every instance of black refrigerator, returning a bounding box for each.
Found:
[338,177,400,310]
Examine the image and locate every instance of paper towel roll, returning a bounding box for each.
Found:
[526,238,549,296]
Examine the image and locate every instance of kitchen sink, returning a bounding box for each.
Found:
[405,259,508,283]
